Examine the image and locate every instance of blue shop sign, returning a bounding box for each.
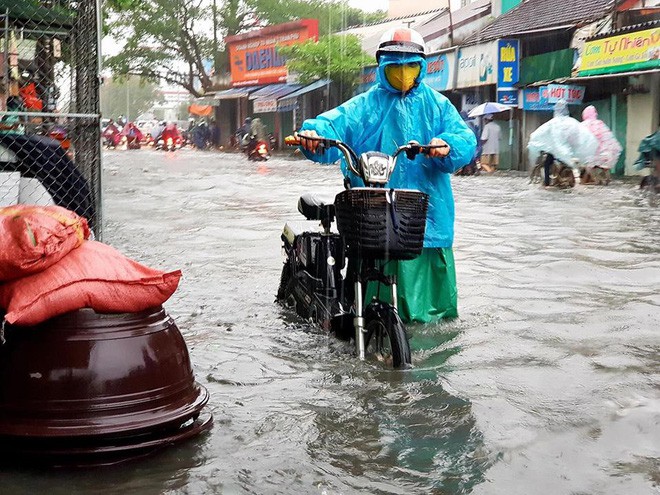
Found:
[426,52,454,92]
[497,89,518,105]
[497,39,519,88]
[522,86,554,111]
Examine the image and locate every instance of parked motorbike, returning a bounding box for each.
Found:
[529,152,577,188]
[277,135,444,369]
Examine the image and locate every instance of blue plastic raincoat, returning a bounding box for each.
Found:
[300,53,477,248]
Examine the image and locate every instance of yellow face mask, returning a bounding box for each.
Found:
[384,63,421,92]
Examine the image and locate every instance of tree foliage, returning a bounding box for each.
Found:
[100,76,163,121]
[279,34,367,102]
[104,0,385,96]
[249,0,385,36]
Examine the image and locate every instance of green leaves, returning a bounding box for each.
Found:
[103,0,384,96]
[279,34,367,101]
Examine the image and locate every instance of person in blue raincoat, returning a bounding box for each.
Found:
[298,26,477,323]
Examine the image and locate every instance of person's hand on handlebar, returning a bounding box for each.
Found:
[428,137,450,158]
[297,129,321,153]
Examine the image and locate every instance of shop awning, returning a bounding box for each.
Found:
[249,83,303,100]
[277,79,330,111]
[188,104,213,116]
[214,86,265,100]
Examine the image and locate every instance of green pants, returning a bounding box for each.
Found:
[365,248,458,324]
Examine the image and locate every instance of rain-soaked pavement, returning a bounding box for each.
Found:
[3,148,659,494]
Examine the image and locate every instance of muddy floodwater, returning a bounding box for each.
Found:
[2,148,658,494]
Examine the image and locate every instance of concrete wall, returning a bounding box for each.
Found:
[625,72,660,175]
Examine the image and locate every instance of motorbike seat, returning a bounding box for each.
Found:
[298,194,335,223]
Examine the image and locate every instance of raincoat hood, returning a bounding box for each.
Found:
[377,53,427,95]
[582,105,598,121]
[579,104,623,169]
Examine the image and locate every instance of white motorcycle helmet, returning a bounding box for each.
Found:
[376,27,427,62]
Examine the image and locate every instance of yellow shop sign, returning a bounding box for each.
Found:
[578,27,660,76]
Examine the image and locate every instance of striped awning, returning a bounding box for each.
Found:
[214,86,265,100]
[277,79,330,111]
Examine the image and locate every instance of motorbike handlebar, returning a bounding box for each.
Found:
[285,134,447,178]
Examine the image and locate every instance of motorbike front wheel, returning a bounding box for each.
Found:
[276,260,292,301]
[364,302,411,369]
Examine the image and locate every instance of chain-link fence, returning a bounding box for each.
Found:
[0,0,102,236]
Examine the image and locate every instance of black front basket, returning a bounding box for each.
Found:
[334,188,428,260]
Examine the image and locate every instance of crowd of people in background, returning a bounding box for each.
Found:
[101,117,225,151]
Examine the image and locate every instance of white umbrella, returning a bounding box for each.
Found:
[467,101,512,118]
[468,101,515,146]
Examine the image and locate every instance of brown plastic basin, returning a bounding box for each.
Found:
[0,307,212,464]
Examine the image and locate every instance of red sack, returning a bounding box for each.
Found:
[0,240,182,326]
[0,205,90,281]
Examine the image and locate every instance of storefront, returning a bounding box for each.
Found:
[520,24,660,175]
[575,24,659,175]
[249,83,303,147]
[456,40,522,170]
[218,19,319,147]
[276,79,329,137]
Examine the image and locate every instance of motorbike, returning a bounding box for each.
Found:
[529,152,577,188]
[157,136,180,152]
[243,133,270,161]
[277,135,444,369]
[634,130,660,195]
[579,166,611,185]
[102,127,121,149]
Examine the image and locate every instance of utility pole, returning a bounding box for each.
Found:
[212,0,219,74]
[448,7,455,47]
[126,83,130,122]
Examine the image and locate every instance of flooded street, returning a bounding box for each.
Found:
[3,148,659,494]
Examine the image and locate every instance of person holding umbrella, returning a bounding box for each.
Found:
[467,102,510,173]
[479,114,502,173]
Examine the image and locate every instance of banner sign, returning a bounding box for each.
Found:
[456,41,497,88]
[253,99,278,113]
[521,87,554,111]
[226,20,319,87]
[497,39,520,88]
[578,27,660,76]
[426,51,455,92]
[546,83,585,104]
[497,39,519,106]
